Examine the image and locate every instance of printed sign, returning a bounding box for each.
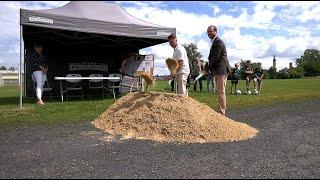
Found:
[125,54,154,76]
[69,62,108,71]
[29,16,53,24]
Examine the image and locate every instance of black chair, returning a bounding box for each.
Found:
[105,73,122,99]
[88,74,105,99]
[65,74,83,101]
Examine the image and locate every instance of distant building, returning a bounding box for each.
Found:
[273,55,276,69]
[289,62,293,69]
[0,70,19,86]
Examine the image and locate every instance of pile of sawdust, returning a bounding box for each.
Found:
[92,91,258,143]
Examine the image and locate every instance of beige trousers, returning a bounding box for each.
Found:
[253,78,262,93]
[175,73,189,97]
[214,74,228,115]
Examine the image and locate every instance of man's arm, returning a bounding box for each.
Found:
[254,69,259,78]
[176,59,183,74]
[208,40,223,69]
[260,72,264,80]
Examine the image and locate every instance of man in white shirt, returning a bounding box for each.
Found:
[167,34,190,96]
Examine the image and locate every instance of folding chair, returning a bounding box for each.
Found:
[88,74,105,99]
[65,74,83,101]
[106,73,122,99]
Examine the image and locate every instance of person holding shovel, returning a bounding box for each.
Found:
[167,34,190,96]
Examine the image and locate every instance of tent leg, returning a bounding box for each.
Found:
[19,25,24,109]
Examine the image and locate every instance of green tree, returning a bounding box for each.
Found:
[250,62,261,71]
[263,69,270,79]
[269,66,277,79]
[293,66,304,78]
[182,43,202,73]
[296,49,320,76]
[278,68,289,79]
[288,68,303,79]
[8,67,16,71]
[239,59,250,79]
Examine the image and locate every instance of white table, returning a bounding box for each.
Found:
[54,76,121,102]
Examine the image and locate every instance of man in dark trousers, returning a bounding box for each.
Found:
[207,25,232,115]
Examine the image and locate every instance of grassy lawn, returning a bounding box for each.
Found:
[1,78,320,129]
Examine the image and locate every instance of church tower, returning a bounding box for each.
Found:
[273,55,276,69]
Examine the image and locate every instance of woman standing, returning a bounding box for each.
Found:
[31,42,48,105]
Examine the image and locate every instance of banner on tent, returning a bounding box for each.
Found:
[69,62,108,71]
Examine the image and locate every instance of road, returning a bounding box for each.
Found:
[1,100,319,178]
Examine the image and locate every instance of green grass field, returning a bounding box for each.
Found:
[1,78,319,129]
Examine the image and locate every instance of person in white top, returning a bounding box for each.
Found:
[167,34,190,96]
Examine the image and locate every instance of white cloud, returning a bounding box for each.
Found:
[252,2,277,24]
[8,46,19,54]
[0,1,319,75]
[0,1,69,38]
[196,39,210,60]
[209,4,221,15]
[127,1,320,74]
[297,3,320,22]
[278,6,302,23]
[254,1,320,23]
[0,2,20,38]
[118,1,166,8]
[124,6,213,39]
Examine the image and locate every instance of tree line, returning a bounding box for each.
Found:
[0,66,18,71]
[2,46,318,79]
[182,42,320,80]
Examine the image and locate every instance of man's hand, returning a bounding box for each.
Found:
[43,68,48,74]
[202,69,207,75]
[40,66,48,73]
[170,73,176,79]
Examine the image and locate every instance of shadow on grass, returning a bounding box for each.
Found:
[0,96,21,106]
[0,96,56,106]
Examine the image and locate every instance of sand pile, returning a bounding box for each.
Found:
[92,91,258,143]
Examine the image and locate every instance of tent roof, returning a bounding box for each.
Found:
[20,1,175,49]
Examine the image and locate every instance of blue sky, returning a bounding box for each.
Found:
[1,1,320,75]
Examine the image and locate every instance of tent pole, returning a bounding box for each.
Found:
[19,24,23,109]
